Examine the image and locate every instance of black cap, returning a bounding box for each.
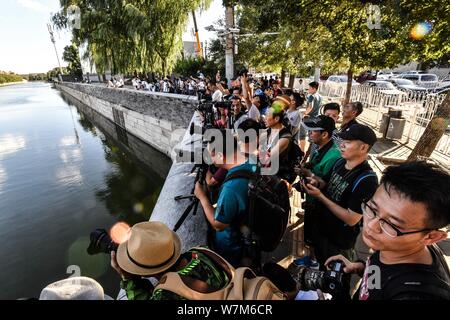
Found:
[338,123,377,147]
[229,95,241,100]
[302,115,336,135]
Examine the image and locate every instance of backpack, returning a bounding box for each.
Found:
[268,127,304,183]
[223,169,291,252]
[154,247,286,300]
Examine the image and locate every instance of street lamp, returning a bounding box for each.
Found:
[47,23,63,81]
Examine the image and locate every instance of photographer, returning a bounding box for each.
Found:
[229,95,248,132]
[241,74,262,122]
[208,80,223,102]
[302,124,378,266]
[326,161,450,300]
[194,129,256,266]
[295,116,342,257]
[110,221,231,300]
[340,101,363,132]
[260,97,294,182]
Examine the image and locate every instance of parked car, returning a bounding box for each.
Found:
[388,78,428,92]
[437,75,450,88]
[364,80,408,106]
[376,71,395,80]
[432,84,450,93]
[398,73,439,89]
[364,80,406,94]
[398,70,426,76]
[326,75,360,87]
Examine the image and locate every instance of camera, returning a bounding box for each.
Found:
[87,228,118,255]
[292,175,307,199]
[237,68,249,77]
[288,260,348,297]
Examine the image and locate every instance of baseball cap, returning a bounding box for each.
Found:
[338,123,377,146]
[301,115,336,135]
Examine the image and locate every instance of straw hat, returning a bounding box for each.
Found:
[116,221,181,276]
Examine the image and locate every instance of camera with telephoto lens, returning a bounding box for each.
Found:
[87,228,118,255]
[288,260,347,297]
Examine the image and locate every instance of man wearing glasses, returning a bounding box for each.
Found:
[326,161,450,300]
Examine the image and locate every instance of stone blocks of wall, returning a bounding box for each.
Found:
[57,83,197,156]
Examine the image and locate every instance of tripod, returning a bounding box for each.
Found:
[173,163,207,232]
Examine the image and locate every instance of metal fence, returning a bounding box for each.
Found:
[318,82,449,156]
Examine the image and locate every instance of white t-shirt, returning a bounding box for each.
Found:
[212,89,223,102]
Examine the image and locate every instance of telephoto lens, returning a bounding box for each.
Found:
[87,228,119,255]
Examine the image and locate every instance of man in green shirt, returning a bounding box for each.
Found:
[294,115,342,260]
[296,115,341,179]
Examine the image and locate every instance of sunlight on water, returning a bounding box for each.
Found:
[0,134,26,157]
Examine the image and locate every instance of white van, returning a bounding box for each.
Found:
[399,73,439,88]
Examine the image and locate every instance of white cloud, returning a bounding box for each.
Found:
[17,0,49,13]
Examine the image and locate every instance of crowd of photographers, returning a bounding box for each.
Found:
[39,72,449,301]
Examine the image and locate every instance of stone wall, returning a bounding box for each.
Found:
[56,83,198,156]
[56,83,209,257]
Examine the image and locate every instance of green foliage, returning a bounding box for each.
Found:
[53,0,212,76]
[173,56,222,78]
[236,0,450,77]
[63,44,83,79]
[0,71,23,84]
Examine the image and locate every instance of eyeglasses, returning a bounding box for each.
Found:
[361,200,434,238]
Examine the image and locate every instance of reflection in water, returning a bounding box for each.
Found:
[0,165,6,193]
[59,148,82,164]
[0,83,171,299]
[59,136,79,147]
[60,92,171,226]
[55,165,84,186]
[0,134,26,157]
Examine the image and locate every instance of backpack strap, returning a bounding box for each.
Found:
[223,170,256,184]
[229,267,255,300]
[190,247,235,280]
[352,171,377,192]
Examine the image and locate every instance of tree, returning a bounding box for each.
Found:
[52,0,212,76]
[408,94,449,161]
[62,44,83,80]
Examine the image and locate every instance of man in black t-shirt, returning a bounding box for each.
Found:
[326,161,450,300]
[303,124,378,266]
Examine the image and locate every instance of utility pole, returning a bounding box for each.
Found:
[225,6,235,86]
[47,23,63,81]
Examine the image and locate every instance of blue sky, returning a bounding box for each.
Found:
[0,0,223,74]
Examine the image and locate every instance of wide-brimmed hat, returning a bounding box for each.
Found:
[116,221,181,276]
[39,277,113,300]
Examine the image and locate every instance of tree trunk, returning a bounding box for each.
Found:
[281,69,286,87]
[162,59,166,78]
[288,73,296,88]
[407,92,450,161]
[343,67,353,106]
